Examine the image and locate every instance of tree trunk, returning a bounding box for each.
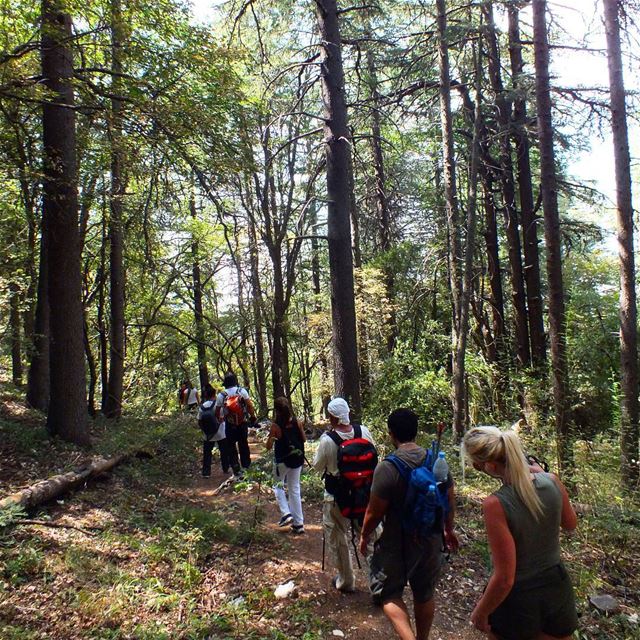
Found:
[104,0,126,419]
[97,213,109,414]
[484,1,530,368]
[508,3,546,369]
[84,313,97,417]
[316,0,361,417]
[41,0,88,444]
[248,214,268,413]
[310,203,331,418]
[436,0,462,331]
[603,0,639,487]
[532,0,571,472]
[365,43,397,352]
[26,216,50,412]
[9,282,23,385]
[452,51,482,440]
[190,191,209,392]
[481,172,506,365]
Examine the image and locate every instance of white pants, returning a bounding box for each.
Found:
[273,463,303,526]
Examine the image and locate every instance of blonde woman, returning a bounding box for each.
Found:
[463,426,578,640]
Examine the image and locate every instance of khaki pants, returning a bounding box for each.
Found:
[323,499,378,591]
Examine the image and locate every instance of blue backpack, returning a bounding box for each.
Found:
[386,449,450,538]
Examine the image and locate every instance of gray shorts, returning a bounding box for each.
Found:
[369,532,444,604]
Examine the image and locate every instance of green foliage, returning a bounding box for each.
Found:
[364,337,451,436]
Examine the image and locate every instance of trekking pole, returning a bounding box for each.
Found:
[435,421,446,456]
[322,529,326,571]
[350,522,362,570]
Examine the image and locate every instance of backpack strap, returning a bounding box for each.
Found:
[326,430,342,447]
[385,454,412,484]
[353,424,362,439]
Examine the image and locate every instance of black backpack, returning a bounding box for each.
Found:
[325,425,378,522]
[199,402,220,439]
[275,419,305,468]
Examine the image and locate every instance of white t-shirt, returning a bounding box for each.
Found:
[312,424,376,499]
[186,388,199,405]
[197,400,225,441]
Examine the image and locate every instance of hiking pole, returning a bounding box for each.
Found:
[350,522,362,570]
[322,529,326,571]
[435,421,446,456]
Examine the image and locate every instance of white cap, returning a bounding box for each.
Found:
[327,397,350,426]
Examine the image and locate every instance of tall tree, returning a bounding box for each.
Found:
[104,0,126,418]
[484,1,530,368]
[603,0,639,487]
[508,2,546,369]
[190,190,209,392]
[316,0,361,416]
[9,282,23,384]
[41,0,88,444]
[532,0,570,471]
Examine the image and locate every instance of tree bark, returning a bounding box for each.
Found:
[9,282,23,385]
[104,0,126,419]
[532,0,571,472]
[603,0,639,487]
[316,0,361,417]
[484,1,530,368]
[508,3,546,369]
[41,0,88,444]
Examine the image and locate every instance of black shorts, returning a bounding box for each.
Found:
[489,564,578,640]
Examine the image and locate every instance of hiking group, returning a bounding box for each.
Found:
[191,378,578,640]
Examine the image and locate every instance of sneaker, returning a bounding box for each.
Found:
[331,575,355,593]
[202,473,211,478]
[278,514,293,527]
[290,524,305,535]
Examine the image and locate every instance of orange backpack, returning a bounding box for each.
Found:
[223,390,248,425]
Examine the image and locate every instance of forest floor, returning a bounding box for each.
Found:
[0,392,639,640]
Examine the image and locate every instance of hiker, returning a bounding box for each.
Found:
[359,408,459,640]
[184,381,200,412]
[463,426,578,640]
[265,397,306,534]
[312,397,378,593]
[214,372,256,476]
[198,383,230,478]
[178,381,188,410]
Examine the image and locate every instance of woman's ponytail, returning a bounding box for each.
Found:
[464,426,544,521]
[501,430,544,521]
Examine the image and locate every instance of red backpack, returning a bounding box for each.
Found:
[325,424,378,522]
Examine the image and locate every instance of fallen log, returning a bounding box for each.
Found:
[0,454,128,512]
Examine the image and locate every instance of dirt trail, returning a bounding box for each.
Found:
[190,438,484,640]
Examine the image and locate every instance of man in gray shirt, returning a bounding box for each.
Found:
[359,409,459,640]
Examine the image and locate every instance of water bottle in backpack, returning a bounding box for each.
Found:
[433,451,449,484]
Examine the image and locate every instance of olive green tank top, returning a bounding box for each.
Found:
[494,472,562,582]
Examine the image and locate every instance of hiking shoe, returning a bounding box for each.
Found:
[278,514,293,527]
[202,473,211,478]
[290,524,305,535]
[331,576,355,593]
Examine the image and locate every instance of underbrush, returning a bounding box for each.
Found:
[0,404,326,639]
